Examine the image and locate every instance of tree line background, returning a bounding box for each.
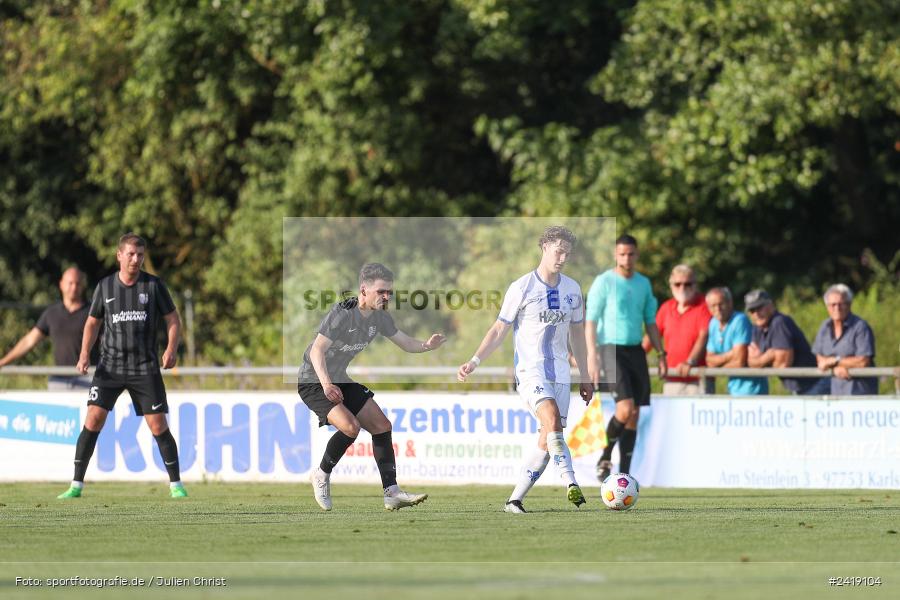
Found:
[1,0,898,372]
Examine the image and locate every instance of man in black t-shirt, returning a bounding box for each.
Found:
[57,233,186,500]
[0,267,97,389]
[299,262,446,511]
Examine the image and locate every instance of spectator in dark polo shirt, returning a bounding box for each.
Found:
[0,267,96,389]
[812,284,878,395]
[746,289,828,395]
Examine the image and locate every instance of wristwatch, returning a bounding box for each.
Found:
[687,357,698,367]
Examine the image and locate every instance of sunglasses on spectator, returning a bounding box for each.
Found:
[671,281,695,288]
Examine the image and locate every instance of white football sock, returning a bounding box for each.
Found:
[71,481,84,489]
[546,431,577,486]
[508,447,550,502]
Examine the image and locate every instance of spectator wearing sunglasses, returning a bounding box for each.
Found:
[651,265,711,395]
[746,289,827,394]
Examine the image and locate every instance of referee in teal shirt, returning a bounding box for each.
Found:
[585,234,666,482]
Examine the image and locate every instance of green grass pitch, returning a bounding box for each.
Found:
[1,482,898,599]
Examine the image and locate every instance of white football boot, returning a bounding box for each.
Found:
[384,485,428,510]
[312,468,332,511]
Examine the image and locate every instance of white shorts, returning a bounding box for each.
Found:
[516,376,571,428]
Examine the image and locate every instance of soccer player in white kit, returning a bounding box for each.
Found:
[458,226,593,513]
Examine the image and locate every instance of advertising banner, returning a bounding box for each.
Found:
[0,392,312,482]
[638,396,900,488]
[1,391,897,489]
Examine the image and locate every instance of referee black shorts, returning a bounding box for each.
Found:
[88,366,168,416]
[598,344,651,406]
[298,381,374,427]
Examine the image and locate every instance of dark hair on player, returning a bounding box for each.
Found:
[359,263,394,286]
[538,226,577,249]
[615,234,638,247]
[118,232,147,249]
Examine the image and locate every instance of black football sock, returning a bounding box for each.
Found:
[600,416,626,462]
[320,431,357,474]
[371,431,398,489]
[73,427,100,482]
[153,429,181,482]
[619,428,637,474]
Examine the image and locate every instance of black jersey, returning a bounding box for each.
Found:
[89,271,176,376]
[35,302,98,366]
[298,297,398,384]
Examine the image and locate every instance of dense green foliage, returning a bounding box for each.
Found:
[0,0,897,366]
[1,483,899,599]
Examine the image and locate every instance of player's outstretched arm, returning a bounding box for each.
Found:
[457,320,511,382]
[0,327,45,368]
[76,317,102,374]
[388,331,447,353]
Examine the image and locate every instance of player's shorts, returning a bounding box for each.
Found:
[514,375,571,428]
[88,366,168,416]
[298,381,374,427]
[598,344,651,406]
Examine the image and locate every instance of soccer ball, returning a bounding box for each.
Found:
[600,472,639,511]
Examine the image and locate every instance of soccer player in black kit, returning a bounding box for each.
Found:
[57,233,186,499]
[298,263,446,510]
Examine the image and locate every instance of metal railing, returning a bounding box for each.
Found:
[689,367,899,395]
[1,365,898,394]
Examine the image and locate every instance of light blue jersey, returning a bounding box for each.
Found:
[707,312,768,395]
[585,270,656,345]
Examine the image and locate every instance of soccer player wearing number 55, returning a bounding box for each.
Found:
[57,234,186,500]
[299,263,446,511]
[458,226,592,514]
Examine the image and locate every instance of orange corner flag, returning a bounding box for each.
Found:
[566,392,607,459]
